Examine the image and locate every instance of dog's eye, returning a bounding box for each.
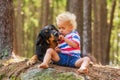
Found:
[54,32,59,37]
[45,30,48,32]
[49,27,54,30]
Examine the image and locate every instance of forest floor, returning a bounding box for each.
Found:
[0,58,120,80]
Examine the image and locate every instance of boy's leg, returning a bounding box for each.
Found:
[75,57,90,74]
[38,48,60,68]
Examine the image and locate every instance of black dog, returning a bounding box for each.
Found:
[27,24,59,65]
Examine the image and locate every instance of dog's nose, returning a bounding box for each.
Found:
[52,30,59,37]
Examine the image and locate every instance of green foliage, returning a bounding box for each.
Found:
[0,74,5,80]
[14,0,67,58]
[109,0,120,65]
[18,0,41,57]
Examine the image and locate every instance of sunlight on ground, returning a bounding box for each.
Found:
[0,51,27,66]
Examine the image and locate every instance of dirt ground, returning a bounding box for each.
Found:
[0,59,120,80]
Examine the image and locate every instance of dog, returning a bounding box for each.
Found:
[27,24,60,65]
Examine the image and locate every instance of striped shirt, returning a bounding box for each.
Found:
[58,30,81,58]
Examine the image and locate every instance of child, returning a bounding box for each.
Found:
[38,12,90,74]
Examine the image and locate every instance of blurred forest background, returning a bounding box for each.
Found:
[0,0,120,66]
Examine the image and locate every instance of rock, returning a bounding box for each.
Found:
[21,68,84,80]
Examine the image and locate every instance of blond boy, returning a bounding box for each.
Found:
[38,12,90,74]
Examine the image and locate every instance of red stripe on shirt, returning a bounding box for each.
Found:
[61,47,80,51]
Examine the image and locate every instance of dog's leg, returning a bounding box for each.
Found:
[27,55,38,65]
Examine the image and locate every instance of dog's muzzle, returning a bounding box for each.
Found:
[51,30,60,42]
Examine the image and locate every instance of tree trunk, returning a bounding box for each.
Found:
[13,0,24,56]
[49,0,54,24]
[92,0,108,64]
[41,0,49,28]
[99,0,108,65]
[92,0,102,63]
[82,0,92,55]
[0,0,14,59]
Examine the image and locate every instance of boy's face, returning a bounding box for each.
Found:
[58,21,73,36]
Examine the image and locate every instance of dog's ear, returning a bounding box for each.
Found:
[36,31,50,45]
[36,34,42,46]
[50,25,58,31]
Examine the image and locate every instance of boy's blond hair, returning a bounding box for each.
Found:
[56,12,77,30]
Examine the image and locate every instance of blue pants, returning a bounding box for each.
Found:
[54,53,80,67]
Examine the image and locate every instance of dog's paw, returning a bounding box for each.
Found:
[27,55,38,66]
[26,59,36,66]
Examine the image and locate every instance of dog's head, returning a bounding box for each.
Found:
[36,24,59,47]
[35,24,59,61]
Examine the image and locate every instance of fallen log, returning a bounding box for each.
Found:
[0,60,120,80]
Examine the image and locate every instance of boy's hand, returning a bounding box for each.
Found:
[59,35,65,41]
[55,47,61,52]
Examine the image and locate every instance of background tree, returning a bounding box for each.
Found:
[82,0,92,55]
[92,0,101,64]
[40,0,49,28]
[92,0,108,64]
[0,0,14,59]
[99,0,108,65]
[13,0,24,56]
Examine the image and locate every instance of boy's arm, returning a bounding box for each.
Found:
[59,35,78,48]
[55,46,61,52]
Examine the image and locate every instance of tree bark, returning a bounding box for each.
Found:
[82,0,92,55]
[92,0,108,64]
[13,0,24,56]
[99,0,108,65]
[92,0,102,63]
[40,0,49,28]
[0,0,14,59]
